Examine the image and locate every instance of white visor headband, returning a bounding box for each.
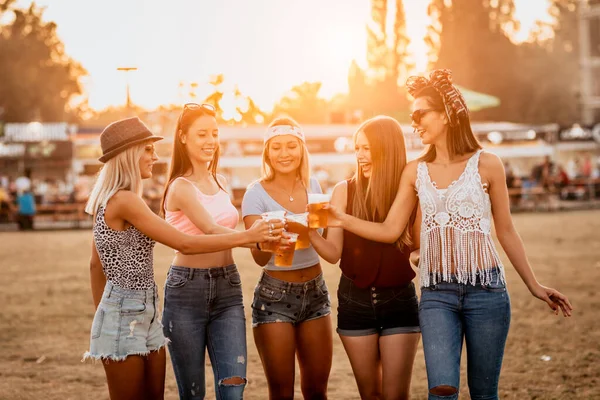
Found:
[264,125,305,143]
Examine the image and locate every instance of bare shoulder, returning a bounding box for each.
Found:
[406,159,420,172]
[402,159,420,181]
[332,180,348,195]
[216,174,228,188]
[111,189,141,205]
[331,180,348,210]
[109,190,145,212]
[479,151,504,173]
[170,177,196,196]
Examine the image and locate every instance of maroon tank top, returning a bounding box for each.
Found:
[339,179,415,288]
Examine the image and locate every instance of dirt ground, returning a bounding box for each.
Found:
[0,210,598,400]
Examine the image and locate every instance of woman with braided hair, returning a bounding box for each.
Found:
[325,69,572,399]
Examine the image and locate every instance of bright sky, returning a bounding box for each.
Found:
[17,0,553,113]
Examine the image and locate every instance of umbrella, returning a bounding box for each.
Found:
[455,85,501,112]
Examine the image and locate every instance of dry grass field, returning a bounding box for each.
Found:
[0,210,599,400]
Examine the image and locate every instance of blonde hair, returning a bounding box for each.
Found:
[260,117,311,189]
[85,144,145,215]
[351,116,414,249]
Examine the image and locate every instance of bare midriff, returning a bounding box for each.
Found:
[264,262,322,282]
[173,249,234,269]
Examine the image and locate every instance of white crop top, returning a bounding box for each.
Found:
[415,150,505,287]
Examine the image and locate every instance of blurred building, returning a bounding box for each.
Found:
[0,122,76,182]
[580,0,600,124]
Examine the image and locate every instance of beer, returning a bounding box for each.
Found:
[285,213,310,250]
[307,193,330,229]
[274,233,299,267]
[260,210,286,253]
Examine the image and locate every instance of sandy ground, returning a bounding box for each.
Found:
[0,210,599,400]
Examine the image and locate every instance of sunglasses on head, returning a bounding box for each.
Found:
[178,103,217,123]
[410,108,436,124]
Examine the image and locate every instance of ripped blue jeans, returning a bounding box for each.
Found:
[162,264,247,400]
[419,269,511,400]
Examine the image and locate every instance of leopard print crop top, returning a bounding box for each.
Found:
[93,205,156,290]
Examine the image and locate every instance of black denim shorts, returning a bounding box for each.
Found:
[337,274,420,336]
[251,271,331,327]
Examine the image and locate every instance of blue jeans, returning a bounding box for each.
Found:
[419,270,511,400]
[162,264,247,400]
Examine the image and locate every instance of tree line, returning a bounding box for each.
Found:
[0,0,582,126]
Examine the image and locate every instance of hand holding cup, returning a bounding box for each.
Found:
[259,210,287,252]
[249,218,283,243]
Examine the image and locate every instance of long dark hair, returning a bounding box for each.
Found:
[413,86,481,163]
[159,106,224,216]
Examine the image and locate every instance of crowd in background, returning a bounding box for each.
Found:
[1,154,599,230]
[505,154,600,204]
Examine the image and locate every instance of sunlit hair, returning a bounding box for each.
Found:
[412,86,481,162]
[260,117,310,189]
[351,116,414,249]
[85,144,146,215]
[160,106,222,216]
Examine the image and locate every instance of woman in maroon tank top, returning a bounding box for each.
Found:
[309,116,421,399]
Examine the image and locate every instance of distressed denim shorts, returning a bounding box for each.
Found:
[251,271,331,328]
[82,281,166,362]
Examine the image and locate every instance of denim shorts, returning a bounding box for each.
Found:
[82,281,166,362]
[337,274,420,337]
[251,271,331,327]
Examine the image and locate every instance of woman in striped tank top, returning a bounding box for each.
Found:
[159,103,279,400]
[325,70,572,400]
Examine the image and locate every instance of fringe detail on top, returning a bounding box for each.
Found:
[420,227,505,287]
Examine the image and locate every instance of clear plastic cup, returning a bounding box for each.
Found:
[274,232,299,267]
[260,210,286,252]
[285,213,310,250]
[307,193,330,229]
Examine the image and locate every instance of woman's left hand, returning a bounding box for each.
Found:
[530,284,573,317]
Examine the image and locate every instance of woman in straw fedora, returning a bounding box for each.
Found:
[83,117,282,400]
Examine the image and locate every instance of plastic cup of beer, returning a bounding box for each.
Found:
[307,193,330,229]
[260,210,286,253]
[285,213,310,250]
[274,233,299,267]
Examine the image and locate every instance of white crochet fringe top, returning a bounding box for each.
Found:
[415,150,505,287]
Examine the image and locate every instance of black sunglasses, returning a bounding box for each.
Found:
[178,103,217,124]
[410,108,436,124]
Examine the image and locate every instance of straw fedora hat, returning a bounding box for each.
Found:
[98,117,163,163]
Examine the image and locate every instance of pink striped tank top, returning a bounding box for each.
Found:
[165,177,239,238]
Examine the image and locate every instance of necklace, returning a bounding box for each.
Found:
[287,179,297,202]
[273,179,297,202]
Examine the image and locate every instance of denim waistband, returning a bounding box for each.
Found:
[258,271,324,295]
[424,267,504,286]
[170,264,238,280]
[104,280,157,303]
